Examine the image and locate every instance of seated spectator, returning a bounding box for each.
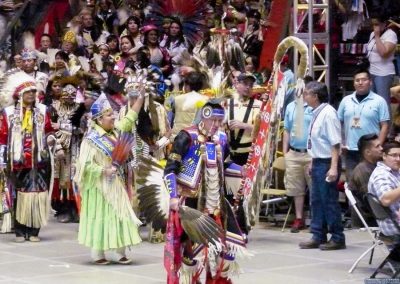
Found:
[76,9,101,57]
[348,133,383,227]
[368,141,400,237]
[120,16,142,53]
[160,18,187,68]
[244,55,263,85]
[142,24,172,76]
[106,34,120,59]
[39,33,52,53]
[94,0,118,35]
[243,9,263,58]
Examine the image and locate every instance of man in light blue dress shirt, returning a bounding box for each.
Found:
[299,81,346,250]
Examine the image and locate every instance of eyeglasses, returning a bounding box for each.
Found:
[387,153,400,159]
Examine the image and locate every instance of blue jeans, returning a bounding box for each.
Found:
[310,158,345,243]
[371,74,394,110]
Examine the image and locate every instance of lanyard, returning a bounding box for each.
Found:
[353,102,366,118]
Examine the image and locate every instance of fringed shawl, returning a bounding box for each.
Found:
[74,110,141,226]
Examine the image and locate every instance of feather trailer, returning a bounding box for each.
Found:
[136,156,170,232]
[111,131,135,167]
[137,156,224,247]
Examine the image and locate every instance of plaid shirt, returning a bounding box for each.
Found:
[368,162,400,236]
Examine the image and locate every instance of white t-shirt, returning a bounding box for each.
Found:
[368,29,398,76]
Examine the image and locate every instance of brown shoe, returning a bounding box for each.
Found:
[299,239,325,249]
[117,257,132,265]
[319,240,346,250]
[94,259,110,265]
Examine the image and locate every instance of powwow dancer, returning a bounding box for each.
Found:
[137,102,250,284]
[50,76,85,223]
[0,71,55,242]
[119,70,171,243]
[74,92,144,265]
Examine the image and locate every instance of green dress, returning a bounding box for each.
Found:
[74,110,142,251]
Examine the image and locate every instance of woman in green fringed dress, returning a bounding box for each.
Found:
[74,93,144,265]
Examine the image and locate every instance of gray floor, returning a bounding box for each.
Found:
[0,218,389,284]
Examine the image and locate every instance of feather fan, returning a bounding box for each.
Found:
[111,132,135,167]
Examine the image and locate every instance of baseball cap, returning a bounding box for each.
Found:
[237,72,256,83]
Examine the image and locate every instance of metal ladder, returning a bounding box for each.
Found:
[292,0,330,90]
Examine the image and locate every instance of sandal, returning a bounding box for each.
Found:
[117,257,132,265]
[94,259,110,265]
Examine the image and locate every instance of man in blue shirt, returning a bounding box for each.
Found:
[299,81,346,250]
[283,100,313,232]
[338,69,390,181]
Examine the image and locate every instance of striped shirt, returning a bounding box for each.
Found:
[307,104,341,158]
[368,162,400,236]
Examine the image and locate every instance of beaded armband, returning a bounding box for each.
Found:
[164,172,178,198]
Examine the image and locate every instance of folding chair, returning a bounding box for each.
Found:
[367,193,400,279]
[344,184,387,273]
[261,156,293,231]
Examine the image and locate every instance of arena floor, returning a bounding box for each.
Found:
[0,218,387,284]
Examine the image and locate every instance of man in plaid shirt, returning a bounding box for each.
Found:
[368,141,400,236]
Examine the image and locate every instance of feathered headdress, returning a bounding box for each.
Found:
[0,70,37,109]
[125,69,153,97]
[147,0,211,45]
[59,75,80,98]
